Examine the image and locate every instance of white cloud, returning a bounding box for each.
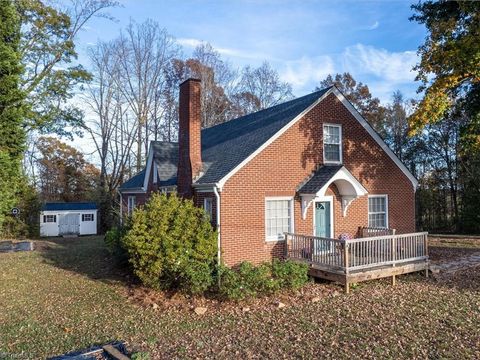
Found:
[367,21,379,30]
[280,56,336,91]
[177,37,203,48]
[342,43,418,83]
[176,37,275,61]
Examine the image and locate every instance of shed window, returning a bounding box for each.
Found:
[127,196,136,215]
[82,214,94,222]
[43,215,56,223]
[265,198,293,241]
[323,124,342,163]
[368,195,388,228]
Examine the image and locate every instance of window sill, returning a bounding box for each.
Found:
[265,237,286,243]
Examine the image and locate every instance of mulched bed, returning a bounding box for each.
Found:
[125,280,343,315]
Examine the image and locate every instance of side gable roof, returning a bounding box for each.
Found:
[121,85,418,192]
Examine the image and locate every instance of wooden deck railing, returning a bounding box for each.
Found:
[360,226,396,238]
[285,232,429,273]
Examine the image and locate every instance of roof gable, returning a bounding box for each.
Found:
[198,87,331,184]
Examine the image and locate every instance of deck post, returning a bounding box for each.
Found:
[285,233,290,258]
[343,242,350,294]
[391,236,397,286]
[424,233,429,278]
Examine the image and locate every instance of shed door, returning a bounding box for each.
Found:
[59,213,80,235]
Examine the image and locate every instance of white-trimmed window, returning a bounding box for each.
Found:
[323,124,342,164]
[203,198,213,220]
[368,195,388,228]
[82,213,94,222]
[43,215,56,223]
[265,197,293,241]
[127,196,136,215]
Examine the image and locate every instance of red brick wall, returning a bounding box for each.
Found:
[177,78,202,198]
[220,93,416,266]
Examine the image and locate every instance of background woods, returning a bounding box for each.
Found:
[0,0,478,236]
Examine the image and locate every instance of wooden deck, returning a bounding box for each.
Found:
[285,231,429,293]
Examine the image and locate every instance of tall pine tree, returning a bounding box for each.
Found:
[0,0,26,233]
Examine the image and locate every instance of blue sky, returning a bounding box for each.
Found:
[76,0,427,103]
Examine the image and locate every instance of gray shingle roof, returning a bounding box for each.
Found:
[152,141,178,186]
[120,87,332,189]
[297,165,343,194]
[42,202,97,211]
[118,169,145,190]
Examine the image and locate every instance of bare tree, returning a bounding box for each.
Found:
[232,61,293,116]
[83,41,138,229]
[113,20,179,171]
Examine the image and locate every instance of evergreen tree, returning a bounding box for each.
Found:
[0,0,26,233]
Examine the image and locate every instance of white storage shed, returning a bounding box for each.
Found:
[40,202,98,237]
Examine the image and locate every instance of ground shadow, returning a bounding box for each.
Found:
[38,236,132,285]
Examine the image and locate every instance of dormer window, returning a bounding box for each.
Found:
[323,124,342,164]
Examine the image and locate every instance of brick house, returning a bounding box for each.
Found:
[119,78,418,266]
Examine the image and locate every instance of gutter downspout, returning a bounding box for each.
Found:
[213,185,221,266]
[118,189,123,225]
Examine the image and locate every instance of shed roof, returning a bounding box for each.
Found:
[42,202,97,211]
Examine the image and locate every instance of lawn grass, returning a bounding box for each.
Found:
[0,236,479,359]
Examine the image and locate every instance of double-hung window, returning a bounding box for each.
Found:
[323,124,342,164]
[203,198,213,220]
[265,197,293,241]
[368,195,388,228]
[127,196,136,215]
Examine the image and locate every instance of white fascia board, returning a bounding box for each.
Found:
[118,188,146,194]
[192,183,218,192]
[217,88,334,188]
[317,166,368,197]
[142,145,154,190]
[331,87,418,190]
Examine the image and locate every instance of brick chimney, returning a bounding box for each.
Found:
[177,78,202,197]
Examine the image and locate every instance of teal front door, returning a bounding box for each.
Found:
[315,202,331,252]
[315,202,331,238]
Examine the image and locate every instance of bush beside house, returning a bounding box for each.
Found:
[107,192,309,299]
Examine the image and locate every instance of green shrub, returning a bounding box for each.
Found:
[217,265,249,301]
[218,260,309,301]
[105,226,122,252]
[272,259,309,290]
[105,225,129,263]
[122,192,217,294]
